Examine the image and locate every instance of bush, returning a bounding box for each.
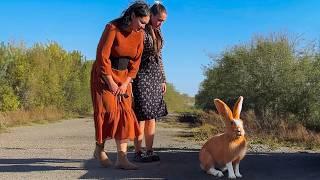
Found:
[196,34,320,131]
[0,41,93,115]
[0,85,20,111]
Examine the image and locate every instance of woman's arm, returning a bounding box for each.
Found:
[98,24,118,93]
[158,51,167,83]
[158,52,167,94]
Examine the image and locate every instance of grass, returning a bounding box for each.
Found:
[0,107,77,132]
[174,110,320,151]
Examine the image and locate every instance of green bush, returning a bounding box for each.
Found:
[0,85,20,111]
[0,41,93,115]
[196,34,320,131]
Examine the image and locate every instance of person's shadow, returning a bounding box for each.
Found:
[1,148,320,180]
[80,148,202,180]
[80,148,320,180]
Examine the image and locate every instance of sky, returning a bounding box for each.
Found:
[1,0,320,96]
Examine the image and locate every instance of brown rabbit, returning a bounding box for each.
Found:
[199,96,247,179]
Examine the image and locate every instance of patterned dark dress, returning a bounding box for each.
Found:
[132,28,168,121]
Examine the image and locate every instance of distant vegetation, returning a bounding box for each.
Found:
[0,42,92,114]
[164,83,194,113]
[0,41,192,129]
[0,41,92,129]
[195,34,320,132]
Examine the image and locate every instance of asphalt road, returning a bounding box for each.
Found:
[1,118,320,180]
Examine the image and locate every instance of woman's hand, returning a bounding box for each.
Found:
[108,80,119,95]
[116,82,130,102]
[116,82,129,96]
[162,83,167,94]
[116,77,132,102]
[103,75,118,95]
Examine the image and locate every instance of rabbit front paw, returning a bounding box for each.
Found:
[228,174,237,179]
[207,167,224,177]
[235,172,242,178]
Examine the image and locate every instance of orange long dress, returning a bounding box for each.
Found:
[91,23,144,144]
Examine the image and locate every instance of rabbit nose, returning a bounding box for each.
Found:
[236,130,241,135]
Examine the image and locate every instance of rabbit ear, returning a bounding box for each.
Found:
[233,96,244,119]
[214,99,233,121]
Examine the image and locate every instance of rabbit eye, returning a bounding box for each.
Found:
[230,121,234,125]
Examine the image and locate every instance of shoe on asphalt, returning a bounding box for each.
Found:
[133,151,153,163]
[146,150,160,162]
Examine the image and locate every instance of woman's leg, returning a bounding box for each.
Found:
[133,121,152,162]
[134,121,145,153]
[144,119,156,151]
[115,139,138,170]
[144,119,160,161]
[91,66,113,167]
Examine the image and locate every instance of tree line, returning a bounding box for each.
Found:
[0,42,92,114]
[0,41,190,116]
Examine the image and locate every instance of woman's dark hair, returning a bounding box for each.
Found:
[150,2,166,16]
[146,2,167,56]
[111,1,150,31]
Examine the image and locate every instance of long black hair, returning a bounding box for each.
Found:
[111,1,150,31]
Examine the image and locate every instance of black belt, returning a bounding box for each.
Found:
[110,56,130,70]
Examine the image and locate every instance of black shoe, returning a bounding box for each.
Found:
[133,151,152,162]
[146,150,160,161]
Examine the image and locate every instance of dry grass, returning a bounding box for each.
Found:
[243,110,320,149]
[0,107,71,131]
[179,110,320,150]
[192,124,219,141]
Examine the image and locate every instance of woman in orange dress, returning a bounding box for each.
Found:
[91,2,150,170]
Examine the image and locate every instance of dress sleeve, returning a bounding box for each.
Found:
[158,51,167,83]
[98,24,117,76]
[127,32,144,78]
[156,29,166,83]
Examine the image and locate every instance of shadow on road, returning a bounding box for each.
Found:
[80,148,320,180]
[1,149,320,179]
[0,158,84,172]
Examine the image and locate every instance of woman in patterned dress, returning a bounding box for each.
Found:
[91,2,150,170]
[132,2,168,162]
